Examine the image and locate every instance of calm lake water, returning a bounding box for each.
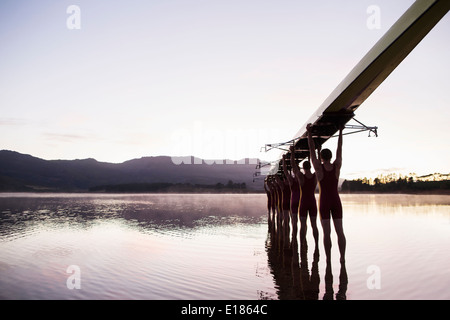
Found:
[0,193,449,300]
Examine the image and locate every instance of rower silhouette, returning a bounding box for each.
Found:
[289,146,319,249]
[307,123,346,265]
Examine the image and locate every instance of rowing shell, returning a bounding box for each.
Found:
[268,0,449,175]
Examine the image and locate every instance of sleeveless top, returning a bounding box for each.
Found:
[290,179,300,204]
[319,164,339,201]
[301,174,317,204]
[282,183,291,211]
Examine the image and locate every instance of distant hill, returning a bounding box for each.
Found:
[0,150,264,192]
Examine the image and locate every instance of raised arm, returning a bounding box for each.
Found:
[289,146,299,174]
[334,125,343,170]
[290,145,304,186]
[334,125,344,179]
[282,154,294,186]
[274,174,283,191]
[306,124,321,171]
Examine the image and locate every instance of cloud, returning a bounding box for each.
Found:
[43,132,88,143]
[0,118,28,126]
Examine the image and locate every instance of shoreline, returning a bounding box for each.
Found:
[1,190,450,195]
[340,190,450,195]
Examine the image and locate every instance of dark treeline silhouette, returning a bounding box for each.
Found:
[342,174,450,193]
[89,180,248,193]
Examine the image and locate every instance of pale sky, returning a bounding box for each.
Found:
[0,0,449,179]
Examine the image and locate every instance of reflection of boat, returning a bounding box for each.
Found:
[264,0,450,176]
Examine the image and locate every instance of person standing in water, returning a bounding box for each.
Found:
[264,176,274,228]
[282,154,300,237]
[271,174,283,231]
[289,146,319,248]
[274,174,291,233]
[307,123,346,264]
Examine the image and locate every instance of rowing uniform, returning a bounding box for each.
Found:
[270,188,276,213]
[282,182,291,212]
[299,174,317,218]
[265,188,272,211]
[290,180,300,215]
[319,164,342,220]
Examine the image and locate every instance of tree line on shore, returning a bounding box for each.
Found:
[89,174,449,194]
[89,180,249,193]
[341,173,450,193]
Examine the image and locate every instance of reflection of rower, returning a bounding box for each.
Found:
[299,238,320,300]
[265,215,295,299]
[323,260,348,300]
[265,221,320,300]
[336,263,348,300]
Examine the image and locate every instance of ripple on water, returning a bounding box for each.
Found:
[0,193,449,300]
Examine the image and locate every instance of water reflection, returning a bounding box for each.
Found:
[1,193,449,299]
[323,261,348,300]
[265,223,348,300]
[0,194,266,239]
[0,193,271,300]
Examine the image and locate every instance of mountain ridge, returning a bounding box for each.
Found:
[0,150,263,192]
